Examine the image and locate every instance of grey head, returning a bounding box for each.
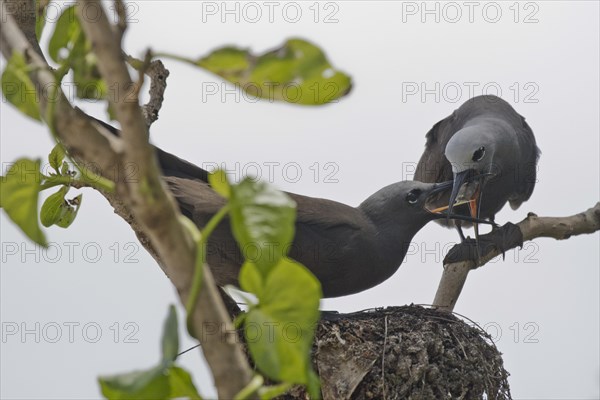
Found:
[360,181,446,229]
[359,180,489,241]
[444,118,518,175]
[444,118,519,215]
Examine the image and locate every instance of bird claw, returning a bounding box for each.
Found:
[444,223,523,266]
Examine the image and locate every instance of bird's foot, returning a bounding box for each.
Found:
[444,222,523,266]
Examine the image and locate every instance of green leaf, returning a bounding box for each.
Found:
[306,369,322,399]
[71,43,106,99]
[239,261,263,298]
[40,187,81,229]
[234,375,264,400]
[100,365,201,400]
[229,178,296,276]
[243,258,321,385]
[208,169,231,199]
[197,38,352,105]
[0,159,46,246]
[40,186,69,227]
[99,366,169,400]
[55,193,81,228]
[197,47,250,74]
[1,52,42,121]
[60,161,70,175]
[161,305,179,363]
[168,367,202,400]
[99,306,201,400]
[49,4,105,99]
[106,102,117,121]
[48,144,66,172]
[258,382,294,400]
[35,0,50,41]
[48,5,79,63]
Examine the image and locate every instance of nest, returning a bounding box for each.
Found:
[284,305,511,400]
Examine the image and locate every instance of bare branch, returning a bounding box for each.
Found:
[125,52,170,127]
[433,202,600,312]
[141,58,169,126]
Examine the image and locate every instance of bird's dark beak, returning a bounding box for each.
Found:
[424,178,494,226]
[429,209,493,225]
[428,180,454,195]
[447,169,474,217]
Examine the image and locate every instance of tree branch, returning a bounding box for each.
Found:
[77,2,254,398]
[433,202,600,312]
[1,0,42,55]
[0,0,121,180]
[2,1,254,397]
[125,52,170,127]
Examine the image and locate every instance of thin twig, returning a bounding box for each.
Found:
[381,315,388,400]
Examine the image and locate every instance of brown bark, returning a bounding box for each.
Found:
[433,203,600,312]
[1,1,254,398]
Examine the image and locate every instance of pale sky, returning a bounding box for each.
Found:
[1,1,599,399]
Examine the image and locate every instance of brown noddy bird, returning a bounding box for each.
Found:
[92,118,490,297]
[414,95,540,242]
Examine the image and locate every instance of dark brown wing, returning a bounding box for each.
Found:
[414,116,455,185]
[509,116,541,209]
[286,192,379,297]
[163,176,378,297]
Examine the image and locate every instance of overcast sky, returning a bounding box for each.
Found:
[1,1,599,399]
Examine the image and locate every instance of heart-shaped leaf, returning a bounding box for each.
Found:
[1,52,42,121]
[208,169,231,199]
[197,38,352,105]
[241,259,321,385]
[99,306,201,400]
[40,186,69,227]
[48,144,66,173]
[0,159,46,246]
[229,178,296,277]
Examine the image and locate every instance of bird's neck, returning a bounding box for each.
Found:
[379,219,424,267]
[359,206,426,268]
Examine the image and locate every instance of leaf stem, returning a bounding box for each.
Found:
[185,204,230,333]
[233,374,264,400]
[76,166,115,192]
[258,382,294,399]
[42,73,115,193]
[39,175,73,190]
[153,52,197,66]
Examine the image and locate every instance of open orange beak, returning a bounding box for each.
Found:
[428,188,480,217]
[428,199,475,214]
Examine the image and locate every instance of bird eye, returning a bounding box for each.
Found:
[472,146,486,162]
[406,189,421,204]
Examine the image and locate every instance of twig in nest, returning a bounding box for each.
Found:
[381,315,388,400]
